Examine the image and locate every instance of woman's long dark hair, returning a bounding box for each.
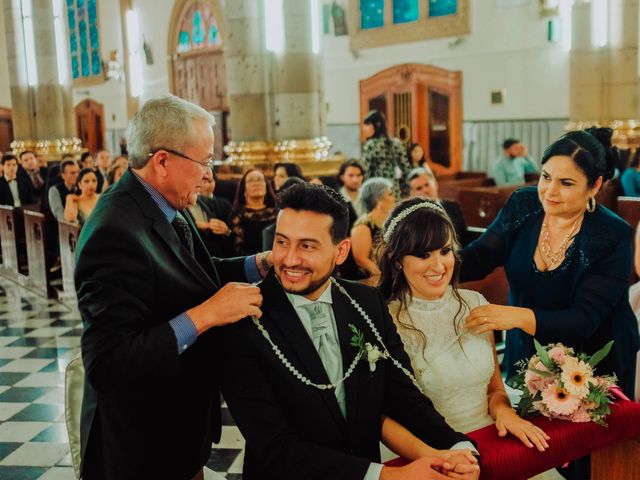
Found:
[378,197,469,355]
[233,168,276,211]
[363,110,389,142]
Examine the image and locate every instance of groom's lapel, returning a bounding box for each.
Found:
[261,273,346,428]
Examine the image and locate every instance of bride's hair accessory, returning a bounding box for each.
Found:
[383,200,446,243]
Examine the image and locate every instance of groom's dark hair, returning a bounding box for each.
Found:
[277,183,349,244]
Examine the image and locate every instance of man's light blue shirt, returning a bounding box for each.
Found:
[491,155,538,186]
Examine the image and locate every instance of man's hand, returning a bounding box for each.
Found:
[439,452,480,479]
[380,456,455,480]
[187,282,262,334]
[209,219,230,236]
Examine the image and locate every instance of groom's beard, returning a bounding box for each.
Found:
[275,267,334,297]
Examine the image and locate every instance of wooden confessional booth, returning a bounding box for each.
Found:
[359,63,463,177]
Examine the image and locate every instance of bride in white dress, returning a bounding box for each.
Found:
[378,197,550,451]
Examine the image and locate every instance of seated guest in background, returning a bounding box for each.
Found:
[96,149,112,190]
[272,162,304,192]
[379,197,550,451]
[107,162,126,186]
[407,167,471,246]
[79,151,105,193]
[621,149,640,197]
[407,142,427,168]
[338,159,364,222]
[230,168,278,255]
[220,183,480,480]
[0,153,36,207]
[351,177,395,283]
[309,176,324,185]
[491,138,538,186]
[48,159,80,222]
[261,176,305,251]
[112,154,129,171]
[189,170,234,257]
[19,150,47,198]
[63,168,100,227]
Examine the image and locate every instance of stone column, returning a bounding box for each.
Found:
[270,0,325,141]
[569,0,640,146]
[223,0,332,168]
[4,0,78,157]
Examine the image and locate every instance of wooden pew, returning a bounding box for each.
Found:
[457,186,519,228]
[617,196,640,229]
[438,177,495,202]
[460,266,509,306]
[57,220,80,305]
[23,210,48,297]
[596,177,623,212]
[0,205,20,281]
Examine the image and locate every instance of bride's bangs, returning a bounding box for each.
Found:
[401,210,455,258]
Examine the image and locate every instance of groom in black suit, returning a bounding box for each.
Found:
[220,184,480,480]
[75,95,268,480]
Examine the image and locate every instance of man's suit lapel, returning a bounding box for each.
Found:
[261,272,346,428]
[181,208,219,284]
[121,171,218,288]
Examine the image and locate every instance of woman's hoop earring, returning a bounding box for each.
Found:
[586,196,596,213]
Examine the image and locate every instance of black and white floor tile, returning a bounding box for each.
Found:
[0,277,245,479]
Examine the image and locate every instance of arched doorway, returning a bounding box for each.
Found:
[168,0,229,159]
[75,99,105,153]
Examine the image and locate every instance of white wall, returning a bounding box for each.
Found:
[323,0,570,124]
[0,6,12,109]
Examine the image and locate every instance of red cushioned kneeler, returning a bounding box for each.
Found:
[384,400,640,480]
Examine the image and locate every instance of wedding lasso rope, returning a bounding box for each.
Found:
[251,277,421,391]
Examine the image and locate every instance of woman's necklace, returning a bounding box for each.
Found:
[539,216,581,268]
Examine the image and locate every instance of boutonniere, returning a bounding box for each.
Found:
[349,324,389,372]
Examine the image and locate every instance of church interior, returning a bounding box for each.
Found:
[0,0,640,479]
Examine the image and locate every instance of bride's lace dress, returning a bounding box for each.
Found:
[389,287,495,433]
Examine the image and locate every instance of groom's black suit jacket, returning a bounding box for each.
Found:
[220,271,469,480]
[75,170,247,480]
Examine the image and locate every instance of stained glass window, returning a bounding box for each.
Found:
[360,0,384,29]
[66,0,102,80]
[176,2,222,54]
[393,0,419,24]
[429,0,457,17]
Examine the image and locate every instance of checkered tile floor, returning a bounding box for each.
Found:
[0,277,246,480]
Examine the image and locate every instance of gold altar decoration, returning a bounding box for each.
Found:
[10,137,84,161]
[565,120,640,150]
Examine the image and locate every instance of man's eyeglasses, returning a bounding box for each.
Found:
[148,148,214,170]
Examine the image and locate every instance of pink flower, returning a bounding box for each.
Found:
[525,361,555,394]
[548,346,567,365]
[541,382,581,416]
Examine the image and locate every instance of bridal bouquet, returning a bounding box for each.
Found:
[513,340,617,426]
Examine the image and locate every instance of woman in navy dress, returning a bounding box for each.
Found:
[460,128,640,400]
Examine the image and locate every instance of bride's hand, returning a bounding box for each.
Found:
[495,410,550,452]
[465,304,536,336]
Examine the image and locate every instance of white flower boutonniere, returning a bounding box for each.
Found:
[350,324,389,372]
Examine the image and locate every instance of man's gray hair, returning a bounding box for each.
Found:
[126,94,216,169]
[358,177,393,213]
[406,167,434,184]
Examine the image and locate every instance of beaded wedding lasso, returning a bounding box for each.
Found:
[251,277,420,391]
